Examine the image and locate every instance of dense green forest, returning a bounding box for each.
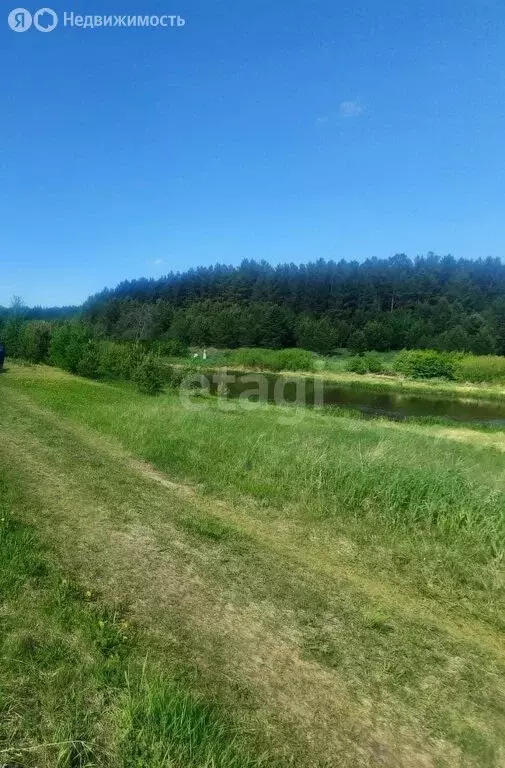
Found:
[0,304,78,321]
[2,254,505,354]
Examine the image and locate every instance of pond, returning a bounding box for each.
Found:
[202,370,505,425]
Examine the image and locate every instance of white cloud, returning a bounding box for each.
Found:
[147,258,165,266]
[339,101,365,119]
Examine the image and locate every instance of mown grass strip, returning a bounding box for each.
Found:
[0,470,275,768]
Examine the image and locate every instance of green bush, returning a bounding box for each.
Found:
[1,316,24,358]
[347,330,367,355]
[163,364,184,388]
[151,339,189,358]
[76,341,101,379]
[50,323,91,373]
[363,352,384,373]
[18,321,52,363]
[125,343,147,377]
[275,348,315,371]
[132,354,165,394]
[345,352,384,375]
[394,350,457,380]
[345,356,368,375]
[97,342,136,380]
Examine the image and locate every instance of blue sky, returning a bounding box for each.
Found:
[1,0,504,306]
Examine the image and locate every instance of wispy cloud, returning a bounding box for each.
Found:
[339,101,365,119]
[147,258,165,266]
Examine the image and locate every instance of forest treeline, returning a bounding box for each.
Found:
[0,304,78,321]
[2,253,505,354]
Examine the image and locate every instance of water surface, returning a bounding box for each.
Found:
[204,371,505,425]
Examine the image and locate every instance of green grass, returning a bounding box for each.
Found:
[0,468,275,767]
[455,354,505,383]
[2,363,505,766]
[9,366,505,553]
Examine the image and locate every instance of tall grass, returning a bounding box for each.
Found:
[394,349,505,384]
[224,347,315,372]
[455,355,505,383]
[118,671,268,768]
[7,370,505,560]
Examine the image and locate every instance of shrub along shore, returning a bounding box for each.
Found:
[2,316,505,395]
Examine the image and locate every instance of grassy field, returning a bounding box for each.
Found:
[1,363,505,766]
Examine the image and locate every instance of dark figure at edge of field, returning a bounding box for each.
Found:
[0,343,5,371]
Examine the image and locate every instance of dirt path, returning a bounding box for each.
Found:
[1,383,504,767]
